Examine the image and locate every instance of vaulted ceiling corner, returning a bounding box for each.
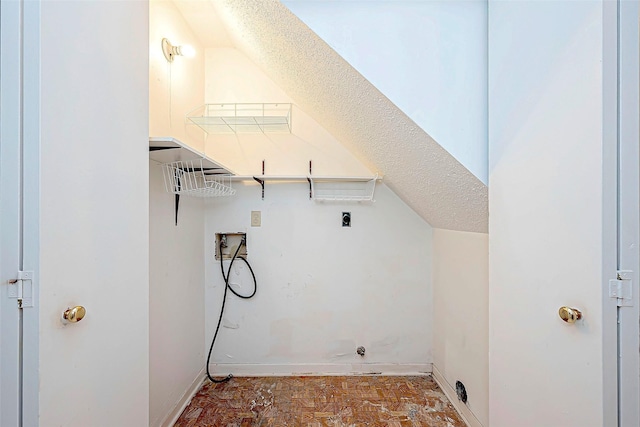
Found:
[209,0,488,233]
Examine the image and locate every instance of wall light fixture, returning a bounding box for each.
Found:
[162,38,195,62]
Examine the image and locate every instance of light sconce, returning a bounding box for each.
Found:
[162,38,195,62]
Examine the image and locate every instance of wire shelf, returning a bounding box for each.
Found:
[186,103,292,134]
[310,175,377,202]
[162,159,236,198]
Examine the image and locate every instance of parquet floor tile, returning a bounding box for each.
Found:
[174,375,466,426]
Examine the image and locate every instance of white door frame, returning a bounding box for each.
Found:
[0,1,40,425]
[603,1,621,425]
[617,1,640,426]
[22,1,40,424]
[0,1,24,424]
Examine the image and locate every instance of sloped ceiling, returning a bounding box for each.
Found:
[203,0,488,233]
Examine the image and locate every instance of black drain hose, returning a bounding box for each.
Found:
[206,240,257,383]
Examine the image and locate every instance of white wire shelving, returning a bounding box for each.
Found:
[229,174,380,202]
[150,140,380,202]
[310,176,378,201]
[186,103,292,134]
[162,159,235,198]
[149,137,236,199]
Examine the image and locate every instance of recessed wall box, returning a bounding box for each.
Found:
[215,233,247,260]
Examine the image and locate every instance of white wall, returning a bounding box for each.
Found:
[148,3,210,424]
[432,229,488,427]
[201,26,433,377]
[40,1,149,426]
[149,161,205,427]
[283,0,488,184]
[150,0,206,153]
[488,2,615,426]
[204,47,373,177]
[204,182,433,374]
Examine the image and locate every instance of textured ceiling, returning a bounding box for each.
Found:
[208,0,488,233]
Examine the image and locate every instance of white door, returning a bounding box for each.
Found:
[617,1,640,426]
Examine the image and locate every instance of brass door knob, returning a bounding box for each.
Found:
[559,306,582,324]
[63,306,86,323]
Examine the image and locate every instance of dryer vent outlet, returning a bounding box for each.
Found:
[342,212,351,227]
[455,381,468,404]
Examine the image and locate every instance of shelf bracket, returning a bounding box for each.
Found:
[308,160,313,199]
[175,194,180,225]
[174,169,182,225]
[254,159,266,200]
[253,177,265,200]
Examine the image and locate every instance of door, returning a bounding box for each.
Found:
[617,1,640,426]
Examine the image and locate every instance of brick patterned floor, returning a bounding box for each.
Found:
[174,375,466,427]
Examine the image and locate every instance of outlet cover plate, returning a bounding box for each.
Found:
[251,211,261,227]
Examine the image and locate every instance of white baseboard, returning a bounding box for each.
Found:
[432,365,484,427]
[208,363,432,377]
[162,368,205,427]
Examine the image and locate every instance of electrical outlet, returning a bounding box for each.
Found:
[251,211,261,227]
